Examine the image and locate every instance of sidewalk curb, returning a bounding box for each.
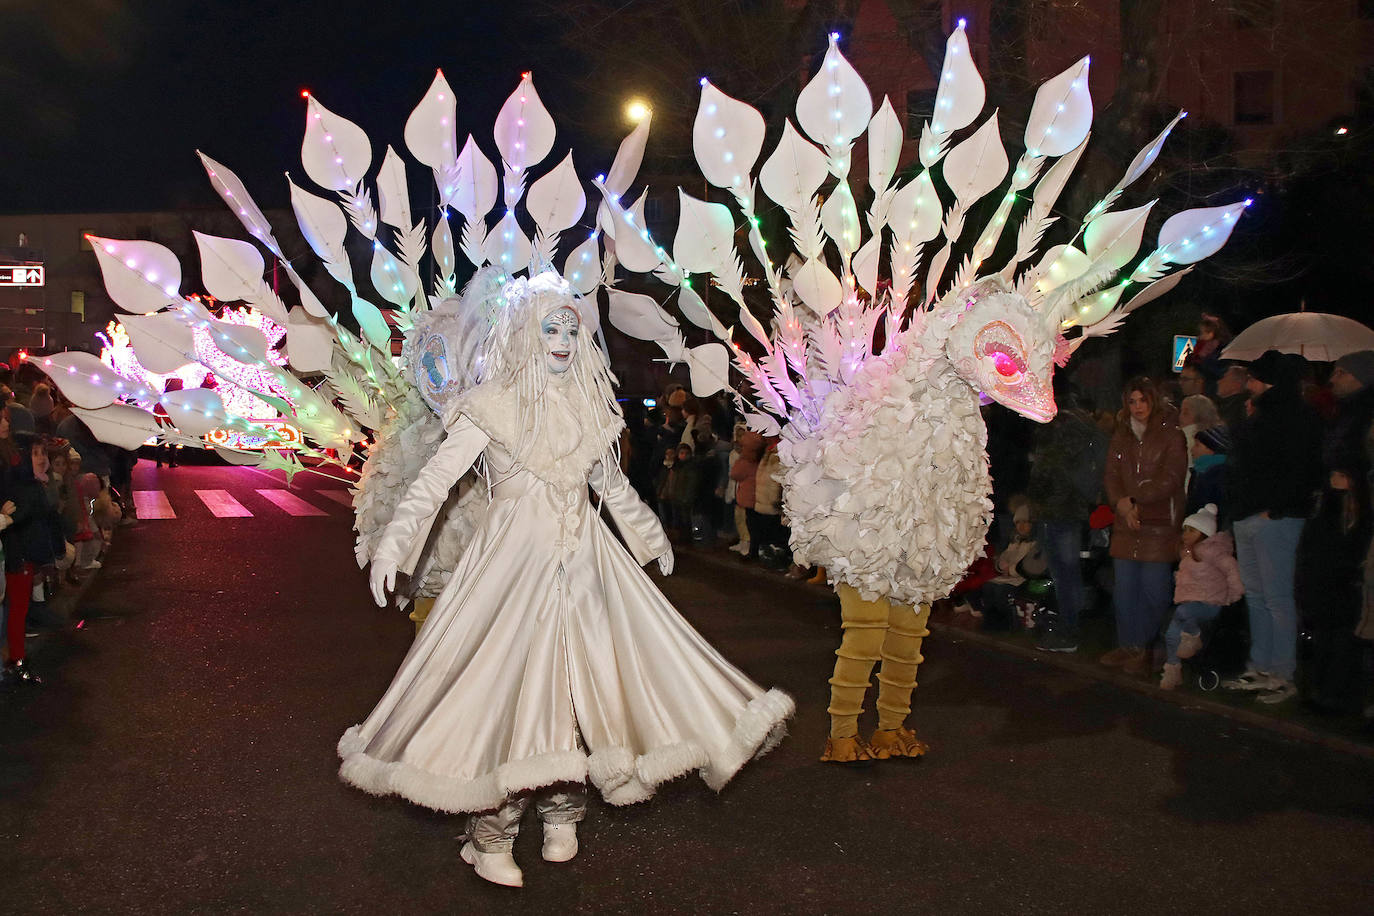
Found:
[682,542,1374,763]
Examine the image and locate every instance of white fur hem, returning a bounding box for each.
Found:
[337,689,793,814]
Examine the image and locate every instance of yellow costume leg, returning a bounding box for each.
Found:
[870,601,932,759]
[409,597,436,636]
[821,583,890,763]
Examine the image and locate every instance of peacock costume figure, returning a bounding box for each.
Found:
[41,71,790,888]
[593,25,1248,763]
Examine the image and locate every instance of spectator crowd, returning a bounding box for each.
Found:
[0,361,138,687]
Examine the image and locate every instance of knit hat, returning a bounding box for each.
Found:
[1335,350,1374,388]
[1248,349,1298,387]
[1182,503,1218,538]
[1194,425,1232,454]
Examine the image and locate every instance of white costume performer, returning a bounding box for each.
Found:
[344,274,790,884]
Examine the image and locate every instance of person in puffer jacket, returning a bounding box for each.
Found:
[1159,504,1243,689]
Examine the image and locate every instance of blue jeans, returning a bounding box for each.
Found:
[1112,559,1173,649]
[1233,513,1304,681]
[1038,521,1084,635]
[1165,601,1222,664]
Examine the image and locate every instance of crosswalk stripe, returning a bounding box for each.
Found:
[256,489,328,517]
[316,490,354,508]
[132,491,176,520]
[195,490,253,518]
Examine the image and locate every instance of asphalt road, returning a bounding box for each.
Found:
[2,463,1372,915]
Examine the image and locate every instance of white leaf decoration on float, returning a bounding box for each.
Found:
[89,236,183,314]
[370,245,419,307]
[676,284,717,332]
[453,136,499,222]
[526,152,586,233]
[607,289,678,342]
[687,343,730,396]
[1023,57,1093,157]
[45,352,133,409]
[376,147,413,230]
[494,73,556,173]
[122,312,196,375]
[431,214,455,283]
[194,232,285,323]
[208,319,271,365]
[792,257,843,315]
[930,22,984,138]
[403,70,458,174]
[72,404,163,451]
[1083,201,1156,272]
[284,308,335,374]
[693,81,766,191]
[288,178,349,269]
[164,388,229,437]
[942,113,1009,206]
[563,235,600,295]
[889,172,942,245]
[351,297,394,352]
[866,97,903,194]
[1158,202,1249,264]
[758,120,828,214]
[481,211,532,274]
[302,95,373,192]
[606,192,663,274]
[796,33,872,149]
[674,190,735,274]
[605,114,651,198]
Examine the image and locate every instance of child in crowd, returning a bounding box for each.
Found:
[1187,425,1231,519]
[728,429,763,557]
[977,504,1047,631]
[1160,504,1243,689]
[70,473,104,577]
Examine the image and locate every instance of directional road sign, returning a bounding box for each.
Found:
[0,265,44,287]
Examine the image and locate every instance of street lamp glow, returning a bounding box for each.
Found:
[624,98,651,124]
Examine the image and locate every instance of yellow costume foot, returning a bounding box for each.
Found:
[868,727,929,759]
[820,736,874,764]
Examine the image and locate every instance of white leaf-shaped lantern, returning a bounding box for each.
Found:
[302,95,372,192]
[1070,284,1128,327]
[605,191,662,274]
[194,232,274,313]
[431,213,455,282]
[481,211,532,274]
[453,136,499,221]
[1158,201,1249,264]
[867,97,903,194]
[72,404,163,452]
[285,308,335,373]
[351,297,394,352]
[403,70,458,173]
[198,152,280,253]
[376,147,413,231]
[1117,268,1194,314]
[122,312,196,375]
[1084,201,1155,273]
[288,177,349,267]
[208,318,270,365]
[1115,111,1185,198]
[674,190,735,274]
[89,236,183,314]
[693,81,766,192]
[562,235,600,295]
[792,258,843,315]
[1035,244,1093,294]
[607,289,678,341]
[605,114,651,198]
[889,171,942,244]
[796,33,873,149]
[943,113,1009,207]
[676,283,717,332]
[526,152,586,233]
[930,22,985,137]
[820,182,861,253]
[852,233,881,296]
[687,342,730,396]
[369,245,420,307]
[46,352,130,409]
[494,73,556,173]
[165,388,229,438]
[1023,57,1093,157]
[758,120,828,214]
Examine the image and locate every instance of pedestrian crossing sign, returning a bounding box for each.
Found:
[1172,335,1197,372]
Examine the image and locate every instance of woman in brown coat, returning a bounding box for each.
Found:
[1101,377,1188,674]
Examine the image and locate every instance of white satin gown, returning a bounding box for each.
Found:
[338,400,793,815]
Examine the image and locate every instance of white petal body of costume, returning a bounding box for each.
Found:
[338,381,792,814]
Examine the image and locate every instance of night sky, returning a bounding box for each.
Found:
[0,0,590,214]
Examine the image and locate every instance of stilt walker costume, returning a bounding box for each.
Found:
[38,71,791,887]
[591,25,1249,763]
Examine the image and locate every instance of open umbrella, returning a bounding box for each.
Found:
[1221,311,1374,362]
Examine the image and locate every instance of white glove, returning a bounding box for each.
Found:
[657,549,675,576]
[369,557,399,607]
